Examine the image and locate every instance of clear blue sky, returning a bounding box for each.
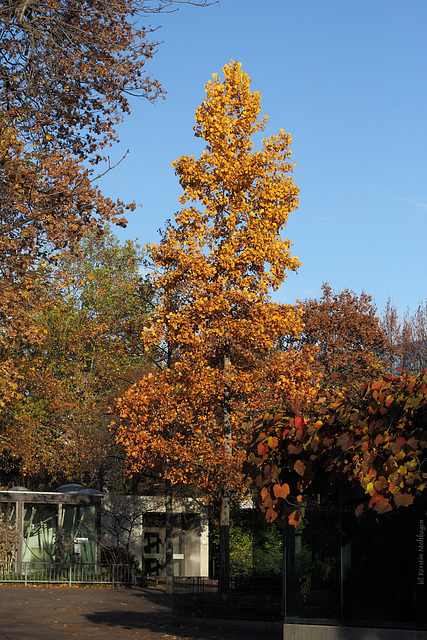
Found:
[97,0,427,316]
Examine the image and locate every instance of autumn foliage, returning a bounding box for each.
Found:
[1,0,192,415]
[0,0,214,488]
[0,114,133,414]
[115,61,315,498]
[1,0,165,160]
[289,283,393,383]
[245,370,427,526]
[0,228,148,485]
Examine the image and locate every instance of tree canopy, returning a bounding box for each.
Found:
[0,228,150,488]
[0,0,209,413]
[1,0,211,160]
[289,283,393,384]
[115,60,315,496]
[115,61,316,588]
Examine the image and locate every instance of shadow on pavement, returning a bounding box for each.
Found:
[0,584,282,640]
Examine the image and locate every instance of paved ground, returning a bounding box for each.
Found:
[0,585,282,640]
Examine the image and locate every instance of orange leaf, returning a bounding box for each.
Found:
[288,510,302,527]
[354,503,365,518]
[393,492,414,507]
[372,496,393,514]
[293,460,306,476]
[267,436,279,449]
[294,416,305,429]
[257,442,268,457]
[273,483,290,499]
[266,507,278,522]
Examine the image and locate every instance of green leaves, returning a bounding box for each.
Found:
[0,227,148,483]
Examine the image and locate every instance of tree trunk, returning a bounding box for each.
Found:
[219,346,231,593]
[219,493,230,593]
[164,478,174,594]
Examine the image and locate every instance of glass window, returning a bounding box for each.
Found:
[22,504,57,563]
[61,505,96,563]
[286,509,341,619]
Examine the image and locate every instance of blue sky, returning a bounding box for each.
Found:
[97,0,427,316]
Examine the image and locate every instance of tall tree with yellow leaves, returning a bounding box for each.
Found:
[115,61,315,591]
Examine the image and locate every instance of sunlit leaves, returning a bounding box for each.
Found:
[1,0,203,416]
[273,483,290,499]
[0,0,168,161]
[0,112,132,416]
[288,510,303,527]
[115,61,315,499]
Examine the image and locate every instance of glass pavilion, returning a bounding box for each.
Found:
[0,484,102,564]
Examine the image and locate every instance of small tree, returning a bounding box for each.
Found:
[101,495,143,566]
[382,297,427,374]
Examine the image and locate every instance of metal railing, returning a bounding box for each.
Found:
[0,562,135,587]
[173,575,283,620]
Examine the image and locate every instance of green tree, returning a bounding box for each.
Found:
[0,227,150,488]
[210,505,283,578]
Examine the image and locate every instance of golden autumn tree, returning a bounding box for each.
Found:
[115,61,315,591]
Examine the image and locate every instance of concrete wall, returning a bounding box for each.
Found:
[101,494,209,577]
[183,512,209,577]
[283,624,427,640]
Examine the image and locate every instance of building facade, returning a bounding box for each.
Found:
[0,487,209,578]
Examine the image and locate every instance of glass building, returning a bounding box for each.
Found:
[0,485,102,565]
[283,502,426,635]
